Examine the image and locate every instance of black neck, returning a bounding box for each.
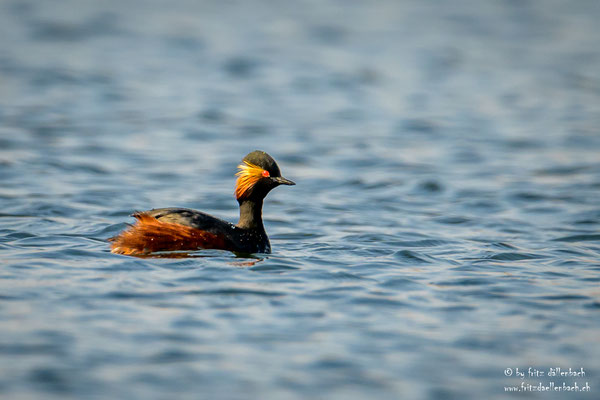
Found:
[237,199,264,230]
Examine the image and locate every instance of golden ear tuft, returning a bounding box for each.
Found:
[235,161,267,199]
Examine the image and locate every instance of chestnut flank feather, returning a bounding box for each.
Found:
[109,213,227,255]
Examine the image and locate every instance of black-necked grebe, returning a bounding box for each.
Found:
[109,150,295,255]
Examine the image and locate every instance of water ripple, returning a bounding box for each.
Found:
[554,233,600,242]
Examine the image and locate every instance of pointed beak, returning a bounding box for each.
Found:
[273,176,295,186]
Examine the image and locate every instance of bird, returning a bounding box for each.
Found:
[109,150,295,256]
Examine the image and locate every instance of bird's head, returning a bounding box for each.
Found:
[235,150,295,202]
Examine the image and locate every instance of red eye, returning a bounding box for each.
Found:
[262,170,270,177]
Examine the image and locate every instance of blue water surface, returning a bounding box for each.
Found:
[1,1,599,399]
